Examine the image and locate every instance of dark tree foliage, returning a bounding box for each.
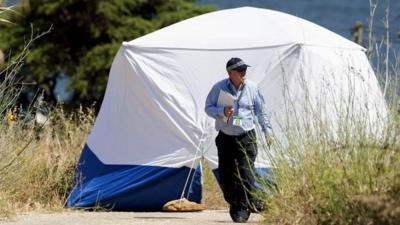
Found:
[0,0,214,107]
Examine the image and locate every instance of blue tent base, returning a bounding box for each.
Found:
[67,144,202,211]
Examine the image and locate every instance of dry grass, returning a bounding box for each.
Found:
[202,161,228,210]
[0,105,95,217]
[263,139,400,225]
[260,90,400,225]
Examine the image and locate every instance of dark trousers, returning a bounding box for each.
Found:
[215,129,258,208]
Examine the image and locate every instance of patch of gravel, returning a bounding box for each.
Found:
[0,210,264,225]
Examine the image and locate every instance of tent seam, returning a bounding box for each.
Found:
[122,42,364,51]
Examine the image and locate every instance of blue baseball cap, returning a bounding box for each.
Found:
[226,57,250,71]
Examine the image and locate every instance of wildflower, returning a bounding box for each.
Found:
[6,111,15,126]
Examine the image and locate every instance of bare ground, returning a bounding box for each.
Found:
[0,210,264,225]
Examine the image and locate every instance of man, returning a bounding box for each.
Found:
[205,57,272,223]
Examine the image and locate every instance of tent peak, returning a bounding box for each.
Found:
[126,7,363,50]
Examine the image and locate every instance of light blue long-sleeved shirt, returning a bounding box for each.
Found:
[205,78,272,136]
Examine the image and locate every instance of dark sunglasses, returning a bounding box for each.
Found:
[235,68,247,73]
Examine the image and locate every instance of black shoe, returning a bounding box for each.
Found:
[249,200,266,213]
[229,205,250,223]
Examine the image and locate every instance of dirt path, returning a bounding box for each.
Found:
[0,210,264,225]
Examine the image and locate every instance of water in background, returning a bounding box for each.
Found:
[197,0,400,52]
[4,0,15,6]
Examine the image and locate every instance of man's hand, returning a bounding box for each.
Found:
[224,106,234,117]
[265,135,273,145]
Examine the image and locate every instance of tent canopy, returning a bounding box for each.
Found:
[67,7,386,211]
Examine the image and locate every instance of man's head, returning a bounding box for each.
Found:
[226,57,250,86]
[226,57,250,72]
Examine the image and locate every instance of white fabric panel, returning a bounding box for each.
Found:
[88,48,204,168]
[258,45,387,150]
[300,46,387,135]
[127,7,362,50]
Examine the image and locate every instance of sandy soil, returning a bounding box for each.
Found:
[0,210,264,225]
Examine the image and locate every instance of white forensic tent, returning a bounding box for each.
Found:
[67,7,387,210]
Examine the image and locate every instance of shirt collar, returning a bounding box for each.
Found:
[227,78,246,92]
